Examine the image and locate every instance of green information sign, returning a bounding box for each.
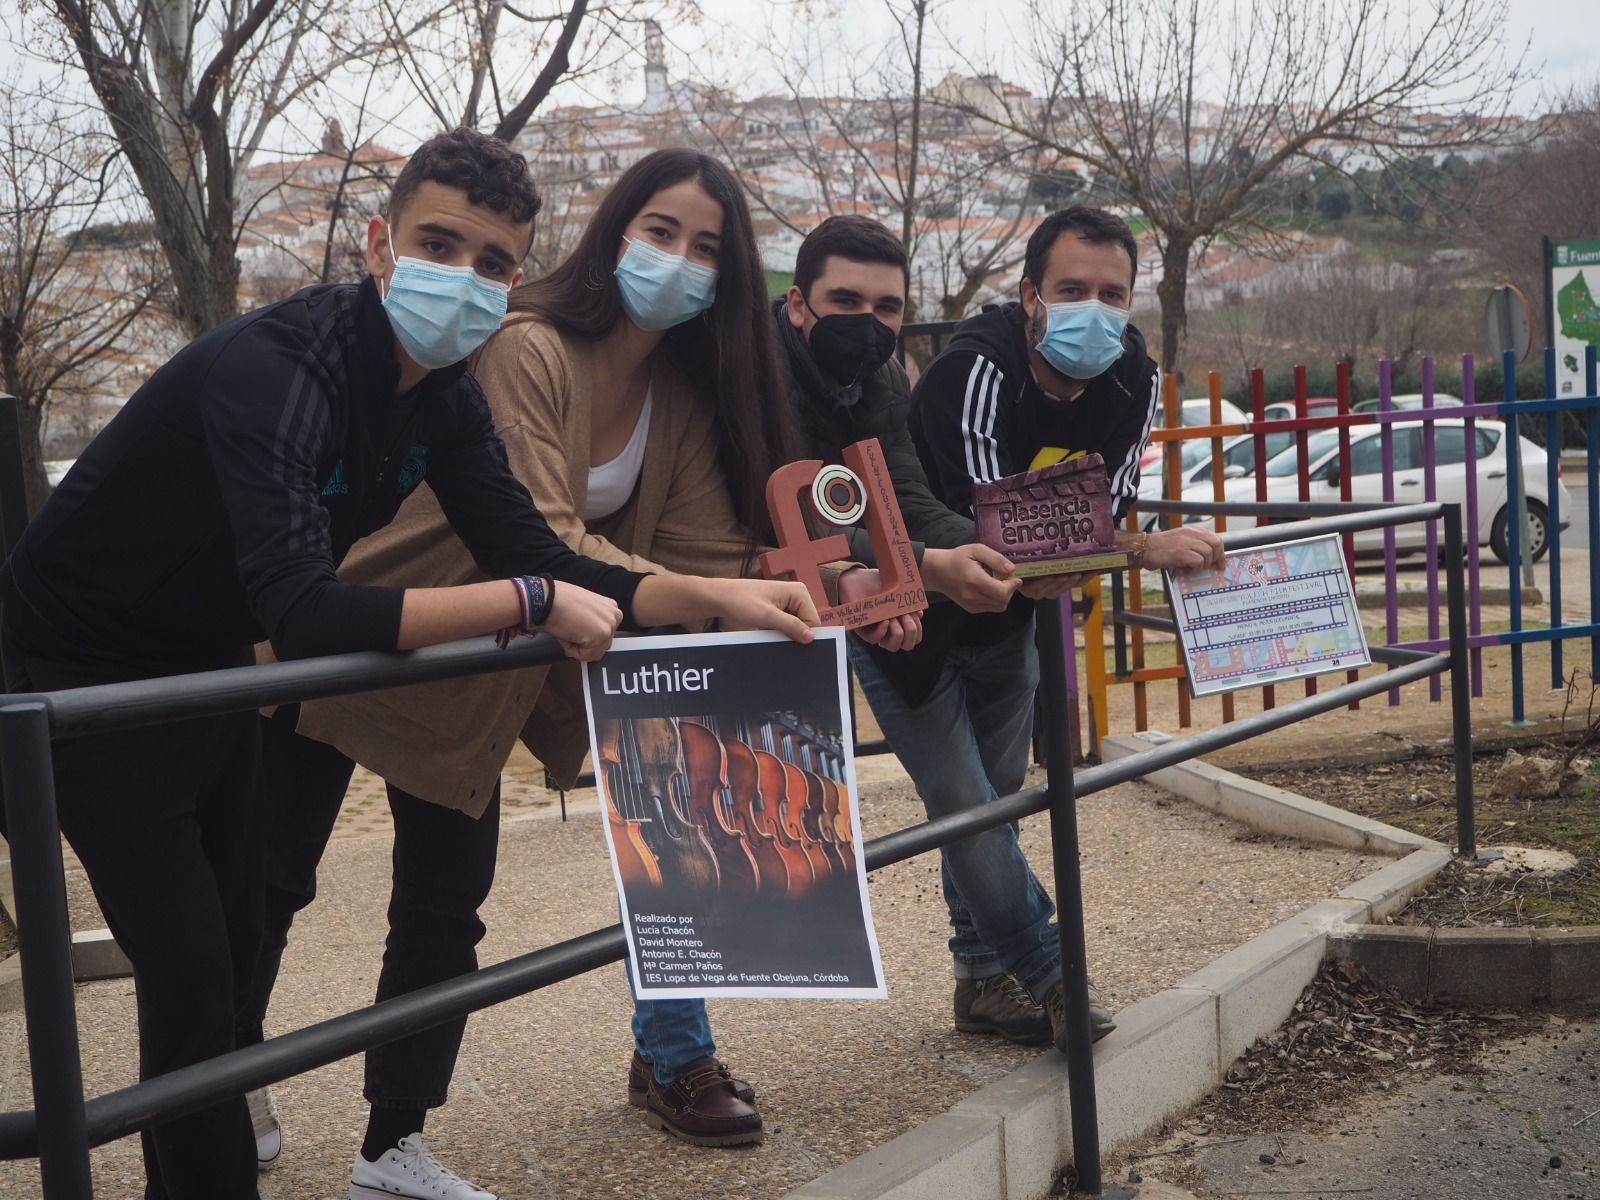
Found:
[1549,238,1600,396]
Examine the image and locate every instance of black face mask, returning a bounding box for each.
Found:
[806,307,899,387]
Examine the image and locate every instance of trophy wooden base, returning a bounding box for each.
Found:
[1008,551,1131,579]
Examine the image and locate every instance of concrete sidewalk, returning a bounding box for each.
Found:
[1133,1015,1600,1200]
[0,761,1386,1200]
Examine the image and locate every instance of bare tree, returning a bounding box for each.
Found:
[1258,249,1441,371]
[379,0,704,142]
[689,1,1038,324]
[0,86,166,512]
[961,0,1525,375]
[41,0,426,334]
[41,0,620,337]
[1474,80,1600,339]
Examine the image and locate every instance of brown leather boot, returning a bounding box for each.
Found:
[627,1050,755,1107]
[641,1056,764,1147]
[953,973,1052,1044]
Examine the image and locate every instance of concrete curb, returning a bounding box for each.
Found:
[1328,923,1600,1005]
[784,738,1453,1200]
[1101,732,1449,859]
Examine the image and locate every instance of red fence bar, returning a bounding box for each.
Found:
[1251,367,1275,712]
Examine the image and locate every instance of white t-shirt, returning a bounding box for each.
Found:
[584,387,653,522]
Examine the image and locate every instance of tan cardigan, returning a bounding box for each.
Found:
[293,319,759,814]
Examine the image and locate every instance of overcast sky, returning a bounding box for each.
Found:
[616,0,1598,116]
[3,0,1594,156]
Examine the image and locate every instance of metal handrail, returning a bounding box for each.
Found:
[0,499,1474,1199]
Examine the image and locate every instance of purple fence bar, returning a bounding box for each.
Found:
[1421,358,1442,703]
[1380,361,1401,704]
[1544,346,1564,689]
[1502,349,1526,723]
[1060,588,1079,758]
[1462,354,1484,696]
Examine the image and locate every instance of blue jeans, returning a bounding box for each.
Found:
[849,617,1061,999]
[629,987,715,1084]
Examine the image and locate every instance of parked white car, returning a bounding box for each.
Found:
[1137,397,1251,477]
[1167,419,1569,563]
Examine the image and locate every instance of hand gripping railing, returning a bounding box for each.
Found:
[0,499,1473,1200]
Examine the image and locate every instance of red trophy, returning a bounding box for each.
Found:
[760,439,927,628]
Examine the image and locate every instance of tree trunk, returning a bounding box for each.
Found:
[13,394,50,518]
[900,0,926,254]
[1155,234,1193,379]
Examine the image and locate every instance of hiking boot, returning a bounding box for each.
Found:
[1043,978,1117,1052]
[641,1056,764,1147]
[348,1133,496,1199]
[953,974,1052,1044]
[246,1085,282,1169]
[627,1049,754,1107]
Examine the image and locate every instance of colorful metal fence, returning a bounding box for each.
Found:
[1083,346,1600,751]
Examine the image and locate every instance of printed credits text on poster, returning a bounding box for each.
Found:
[582,628,886,1000]
[1167,535,1371,698]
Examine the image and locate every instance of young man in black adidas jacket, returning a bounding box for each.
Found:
[871,206,1221,1053]
[0,129,813,1200]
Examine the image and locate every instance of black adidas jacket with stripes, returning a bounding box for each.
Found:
[0,278,642,680]
[868,301,1158,702]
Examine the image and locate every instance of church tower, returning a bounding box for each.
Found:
[642,20,669,113]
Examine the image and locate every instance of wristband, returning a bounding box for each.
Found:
[526,574,556,626]
[495,574,557,649]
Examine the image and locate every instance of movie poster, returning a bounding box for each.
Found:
[581,627,886,1000]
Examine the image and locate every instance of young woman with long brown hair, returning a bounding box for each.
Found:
[238,148,908,1195]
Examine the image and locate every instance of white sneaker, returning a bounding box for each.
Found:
[348,1134,498,1200]
[246,1085,282,1169]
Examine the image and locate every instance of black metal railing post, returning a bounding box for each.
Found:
[1036,597,1133,1199]
[0,702,93,1199]
[1443,503,1476,859]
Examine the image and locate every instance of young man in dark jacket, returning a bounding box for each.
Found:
[873,206,1220,1052]
[774,215,1089,1040]
[0,128,814,1200]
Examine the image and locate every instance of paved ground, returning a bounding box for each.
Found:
[0,762,1385,1200]
[1128,1012,1600,1200]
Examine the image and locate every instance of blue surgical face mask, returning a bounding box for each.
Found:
[614,236,717,331]
[1033,298,1129,381]
[380,232,510,370]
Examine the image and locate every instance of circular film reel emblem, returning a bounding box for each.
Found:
[811,464,866,527]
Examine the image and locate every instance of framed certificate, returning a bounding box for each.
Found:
[1166,534,1371,698]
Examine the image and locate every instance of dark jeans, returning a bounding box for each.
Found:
[236,711,499,1109]
[0,629,261,1200]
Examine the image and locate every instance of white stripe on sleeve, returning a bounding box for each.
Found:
[1109,371,1160,505]
[960,356,1004,486]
